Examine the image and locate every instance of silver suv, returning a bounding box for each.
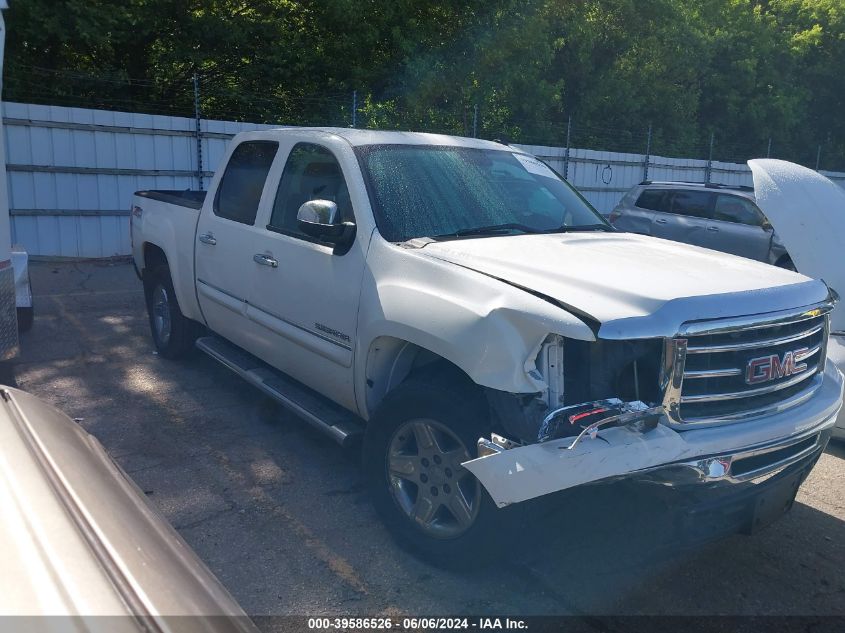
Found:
[608,181,794,269]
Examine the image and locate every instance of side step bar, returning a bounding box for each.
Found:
[195,336,364,447]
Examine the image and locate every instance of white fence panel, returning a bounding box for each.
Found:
[4,102,202,256]
[4,101,845,257]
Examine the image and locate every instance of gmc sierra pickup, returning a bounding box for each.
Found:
[130,129,843,564]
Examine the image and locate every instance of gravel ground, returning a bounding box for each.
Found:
[12,260,845,620]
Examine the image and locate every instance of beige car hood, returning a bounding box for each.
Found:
[0,386,256,629]
[749,159,845,332]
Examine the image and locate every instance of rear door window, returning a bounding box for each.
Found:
[668,190,713,219]
[635,189,668,212]
[713,194,764,226]
[214,141,279,225]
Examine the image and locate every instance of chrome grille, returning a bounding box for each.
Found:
[662,306,832,426]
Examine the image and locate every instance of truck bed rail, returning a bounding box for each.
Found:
[135,190,207,210]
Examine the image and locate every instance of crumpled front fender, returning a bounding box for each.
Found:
[357,239,595,400]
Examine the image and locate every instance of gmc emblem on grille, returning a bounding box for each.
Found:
[745,348,810,385]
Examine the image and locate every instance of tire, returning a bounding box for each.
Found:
[0,361,17,387]
[776,256,796,271]
[143,264,200,359]
[17,306,33,333]
[363,370,503,567]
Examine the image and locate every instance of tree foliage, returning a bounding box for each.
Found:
[5,0,845,166]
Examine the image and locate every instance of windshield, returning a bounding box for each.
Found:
[356,145,609,242]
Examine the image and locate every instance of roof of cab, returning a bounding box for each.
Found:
[249,126,511,151]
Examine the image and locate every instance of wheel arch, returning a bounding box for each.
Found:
[362,335,481,419]
[140,241,204,323]
[142,242,168,274]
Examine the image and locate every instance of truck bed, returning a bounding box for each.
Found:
[135,190,207,210]
[131,189,205,324]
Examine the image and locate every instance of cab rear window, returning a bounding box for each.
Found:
[214,141,279,225]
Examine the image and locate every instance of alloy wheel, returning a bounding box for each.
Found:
[387,418,481,539]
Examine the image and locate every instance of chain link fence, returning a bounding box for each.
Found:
[3,64,844,257]
[5,64,843,175]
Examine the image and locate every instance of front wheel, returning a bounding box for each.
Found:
[363,374,502,566]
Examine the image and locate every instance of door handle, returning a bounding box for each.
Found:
[707,226,719,232]
[253,253,278,268]
[655,218,668,224]
[198,233,217,245]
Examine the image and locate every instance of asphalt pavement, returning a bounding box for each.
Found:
[12,260,845,619]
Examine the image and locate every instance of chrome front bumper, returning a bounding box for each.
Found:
[631,423,830,487]
[628,429,830,540]
[463,359,843,508]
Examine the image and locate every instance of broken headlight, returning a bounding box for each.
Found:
[487,337,664,445]
[561,337,662,406]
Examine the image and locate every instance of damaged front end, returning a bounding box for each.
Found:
[471,335,685,507]
[470,395,685,507]
[479,398,664,458]
[483,335,664,445]
[468,305,843,508]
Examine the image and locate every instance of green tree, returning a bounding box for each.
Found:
[4,0,844,168]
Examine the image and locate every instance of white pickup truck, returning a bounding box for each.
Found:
[130,129,843,564]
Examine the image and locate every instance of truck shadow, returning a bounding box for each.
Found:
[498,487,845,614]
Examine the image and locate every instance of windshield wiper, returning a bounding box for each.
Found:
[433,223,543,239]
[431,222,612,240]
[546,224,613,233]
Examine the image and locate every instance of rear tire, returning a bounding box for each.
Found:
[776,256,796,271]
[363,371,503,567]
[144,264,201,359]
[0,361,17,387]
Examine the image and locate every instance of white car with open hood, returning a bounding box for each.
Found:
[747,158,845,440]
[130,129,843,564]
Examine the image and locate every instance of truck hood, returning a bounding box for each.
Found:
[749,159,845,332]
[418,232,829,338]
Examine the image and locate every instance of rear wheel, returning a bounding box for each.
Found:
[776,256,796,271]
[144,264,201,359]
[17,307,33,333]
[0,362,17,387]
[363,372,502,566]
[17,270,33,333]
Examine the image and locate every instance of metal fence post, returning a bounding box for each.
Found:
[705,132,715,183]
[563,115,572,180]
[766,137,772,158]
[643,123,652,182]
[472,104,478,138]
[351,90,358,128]
[816,144,822,171]
[193,73,203,191]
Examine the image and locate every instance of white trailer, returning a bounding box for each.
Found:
[0,1,32,365]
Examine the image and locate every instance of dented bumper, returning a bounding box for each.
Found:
[463,360,843,508]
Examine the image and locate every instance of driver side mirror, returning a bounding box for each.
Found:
[296,200,356,251]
